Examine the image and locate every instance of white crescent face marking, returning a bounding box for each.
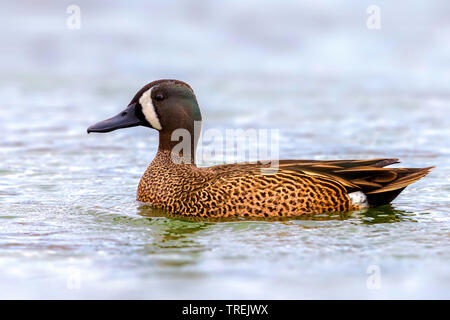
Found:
[139,87,162,130]
[348,191,369,208]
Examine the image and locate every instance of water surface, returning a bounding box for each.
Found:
[0,1,449,299]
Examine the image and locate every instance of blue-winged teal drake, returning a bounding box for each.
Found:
[87,79,433,218]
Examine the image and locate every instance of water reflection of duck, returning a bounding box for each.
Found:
[88,80,433,218]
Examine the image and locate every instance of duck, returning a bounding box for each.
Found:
[87,79,433,218]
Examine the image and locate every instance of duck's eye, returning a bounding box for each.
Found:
[155,94,165,101]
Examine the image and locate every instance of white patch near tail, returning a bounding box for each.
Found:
[348,191,369,208]
[139,87,162,130]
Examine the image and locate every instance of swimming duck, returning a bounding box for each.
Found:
[87,79,432,218]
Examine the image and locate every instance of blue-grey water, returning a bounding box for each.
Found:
[0,1,449,299]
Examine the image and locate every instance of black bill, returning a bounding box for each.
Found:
[87,103,143,133]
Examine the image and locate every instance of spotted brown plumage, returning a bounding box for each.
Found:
[88,79,433,218]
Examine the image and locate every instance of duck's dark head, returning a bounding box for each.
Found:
[87,79,202,135]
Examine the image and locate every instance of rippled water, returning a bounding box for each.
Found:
[0,1,449,299]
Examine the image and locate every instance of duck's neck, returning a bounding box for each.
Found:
[156,127,199,166]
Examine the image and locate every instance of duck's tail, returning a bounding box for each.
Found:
[365,166,434,207]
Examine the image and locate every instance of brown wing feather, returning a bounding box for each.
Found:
[276,159,403,194]
[276,160,433,205]
[366,167,433,194]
